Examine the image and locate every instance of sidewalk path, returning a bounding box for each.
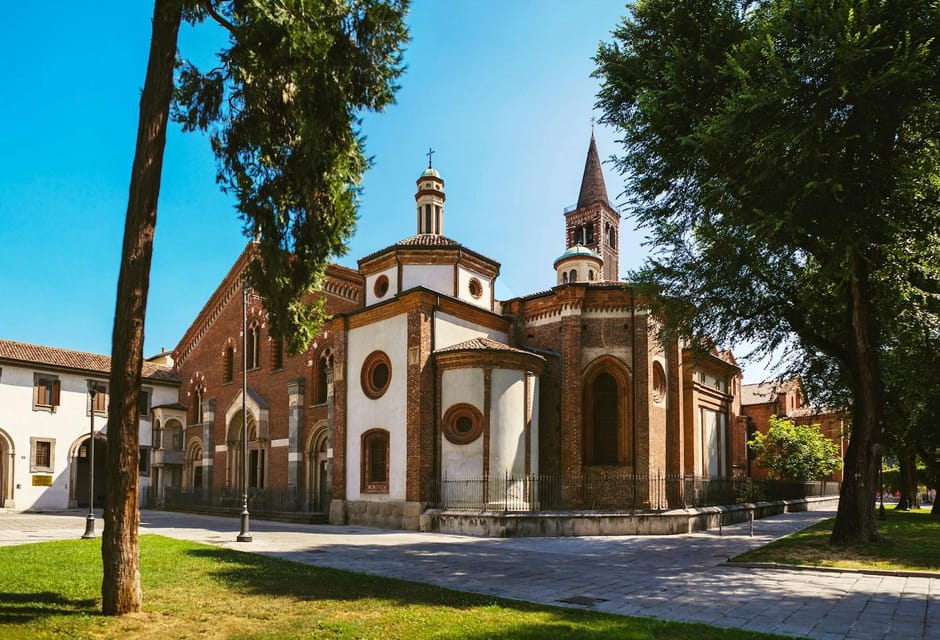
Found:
[1,508,936,640]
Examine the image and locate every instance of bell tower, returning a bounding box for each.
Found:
[564,134,621,281]
[415,147,445,235]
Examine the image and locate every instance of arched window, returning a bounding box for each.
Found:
[586,224,594,244]
[192,386,204,424]
[246,323,260,370]
[152,419,163,449]
[165,420,184,452]
[574,225,585,245]
[223,347,234,384]
[314,350,332,405]
[582,358,630,466]
[361,429,389,493]
[588,270,595,281]
[562,272,569,284]
[569,269,577,283]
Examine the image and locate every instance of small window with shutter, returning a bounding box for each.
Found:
[33,374,60,412]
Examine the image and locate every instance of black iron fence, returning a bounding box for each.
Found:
[141,486,326,514]
[426,472,840,512]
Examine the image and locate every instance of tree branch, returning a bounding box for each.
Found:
[201,0,237,37]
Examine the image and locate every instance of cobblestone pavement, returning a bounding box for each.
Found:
[1,508,936,640]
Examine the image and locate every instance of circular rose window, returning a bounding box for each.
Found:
[361,351,392,399]
[374,275,389,298]
[442,403,484,445]
[468,278,483,299]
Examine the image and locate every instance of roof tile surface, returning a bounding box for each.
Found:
[0,339,179,383]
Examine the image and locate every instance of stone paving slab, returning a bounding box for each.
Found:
[0,508,937,640]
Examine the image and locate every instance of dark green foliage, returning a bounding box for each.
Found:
[595,0,940,543]
[174,0,410,352]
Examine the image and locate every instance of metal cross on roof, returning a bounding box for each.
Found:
[426,147,435,168]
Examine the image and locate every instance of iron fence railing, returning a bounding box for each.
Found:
[142,474,839,515]
[141,486,326,514]
[425,472,840,512]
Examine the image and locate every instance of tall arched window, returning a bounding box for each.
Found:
[574,225,585,245]
[192,386,204,424]
[582,357,631,466]
[569,269,577,283]
[313,349,332,405]
[223,347,234,384]
[246,323,260,370]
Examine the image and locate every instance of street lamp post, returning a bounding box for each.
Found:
[237,280,252,542]
[82,380,98,539]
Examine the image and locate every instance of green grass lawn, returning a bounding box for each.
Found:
[732,508,940,572]
[0,535,790,640]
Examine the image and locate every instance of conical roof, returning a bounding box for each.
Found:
[576,134,609,209]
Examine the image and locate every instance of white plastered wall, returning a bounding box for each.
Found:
[0,362,175,510]
[456,266,493,309]
[434,313,508,350]
[440,368,484,479]
[346,313,408,500]
[488,369,527,478]
[364,266,398,306]
[401,264,453,295]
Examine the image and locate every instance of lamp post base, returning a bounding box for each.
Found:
[236,507,252,542]
[81,515,96,539]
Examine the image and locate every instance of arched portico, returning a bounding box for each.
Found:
[68,432,107,508]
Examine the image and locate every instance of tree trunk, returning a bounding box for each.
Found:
[102,0,182,615]
[830,253,884,545]
[896,447,919,511]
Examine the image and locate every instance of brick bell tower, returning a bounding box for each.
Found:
[564,133,621,281]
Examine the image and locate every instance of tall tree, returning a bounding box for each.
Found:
[104,0,408,615]
[595,0,939,544]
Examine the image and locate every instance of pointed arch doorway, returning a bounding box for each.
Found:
[306,425,329,512]
[227,410,266,492]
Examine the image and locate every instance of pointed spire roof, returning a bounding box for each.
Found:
[576,134,609,209]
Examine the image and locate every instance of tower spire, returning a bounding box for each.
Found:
[576,132,609,209]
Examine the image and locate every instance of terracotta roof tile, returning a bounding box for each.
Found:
[435,337,543,359]
[0,339,179,383]
[358,234,462,264]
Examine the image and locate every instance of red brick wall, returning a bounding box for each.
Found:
[175,263,362,496]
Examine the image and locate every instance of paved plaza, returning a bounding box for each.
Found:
[0,508,937,639]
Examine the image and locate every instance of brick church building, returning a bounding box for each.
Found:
[162,135,742,530]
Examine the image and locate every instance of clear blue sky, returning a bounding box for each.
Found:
[0,1,773,382]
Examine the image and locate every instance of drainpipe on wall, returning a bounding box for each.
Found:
[631,287,638,509]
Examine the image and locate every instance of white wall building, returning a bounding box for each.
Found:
[0,340,179,510]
